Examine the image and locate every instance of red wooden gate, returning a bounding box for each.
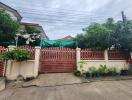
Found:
[40,48,76,73]
[0,46,6,76]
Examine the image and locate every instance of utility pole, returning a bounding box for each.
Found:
[121,11,127,23]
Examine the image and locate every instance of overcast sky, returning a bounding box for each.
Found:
[0,0,132,39]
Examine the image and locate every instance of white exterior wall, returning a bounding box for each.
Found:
[109,60,129,71]
[5,46,41,80]
[82,60,106,71]
[6,60,35,80]
[77,48,129,72]
[80,60,128,72]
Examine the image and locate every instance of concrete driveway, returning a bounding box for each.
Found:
[0,80,132,100]
[22,73,83,87]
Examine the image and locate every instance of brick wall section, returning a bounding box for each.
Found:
[0,46,6,76]
[81,49,104,60]
[108,50,130,60]
[81,49,130,60]
[0,61,4,76]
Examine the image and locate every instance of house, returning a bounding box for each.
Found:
[0,2,22,21]
[0,2,48,40]
[56,35,74,41]
[20,22,49,40]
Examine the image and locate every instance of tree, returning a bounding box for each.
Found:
[76,18,132,51]
[75,34,86,48]
[115,20,132,51]
[0,10,19,42]
[104,18,132,51]
[76,23,112,50]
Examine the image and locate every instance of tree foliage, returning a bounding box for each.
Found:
[76,18,132,51]
[2,49,30,62]
[76,23,112,50]
[0,10,19,42]
[25,26,41,34]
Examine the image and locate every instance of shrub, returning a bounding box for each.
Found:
[78,60,87,69]
[108,67,117,76]
[98,65,109,76]
[78,60,87,75]
[2,49,30,61]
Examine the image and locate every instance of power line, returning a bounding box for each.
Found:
[15,6,121,18]
[18,10,115,18]
[15,6,109,14]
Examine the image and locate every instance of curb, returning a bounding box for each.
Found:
[22,76,132,88]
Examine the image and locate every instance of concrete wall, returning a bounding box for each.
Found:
[76,48,129,72]
[80,60,128,72]
[5,46,41,80]
[4,47,129,80]
[109,60,128,71]
[6,60,35,80]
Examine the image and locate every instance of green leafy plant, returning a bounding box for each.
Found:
[78,60,87,75]
[78,60,87,69]
[108,67,117,76]
[98,65,109,76]
[0,10,19,43]
[75,65,120,78]
[2,49,30,62]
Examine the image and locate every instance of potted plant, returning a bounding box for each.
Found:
[74,70,81,77]
[85,71,90,78]
[89,67,98,78]
[98,65,110,76]
[120,68,128,76]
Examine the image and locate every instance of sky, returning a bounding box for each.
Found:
[0,0,132,40]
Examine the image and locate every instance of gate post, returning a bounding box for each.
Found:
[34,46,41,77]
[104,49,109,66]
[5,46,16,77]
[76,48,81,70]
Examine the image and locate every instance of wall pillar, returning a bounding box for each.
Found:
[129,52,132,72]
[76,48,81,70]
[5,46,16,77]
[34,46,41,77]
[8,45,16,51]
[104,49,109,66]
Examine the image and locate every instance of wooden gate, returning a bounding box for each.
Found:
[40,48,76,73]
[0,46,6,76]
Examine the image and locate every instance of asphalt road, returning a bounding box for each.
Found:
[0,80,132,100]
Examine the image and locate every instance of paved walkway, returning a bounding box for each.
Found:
[0,80,132,100]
